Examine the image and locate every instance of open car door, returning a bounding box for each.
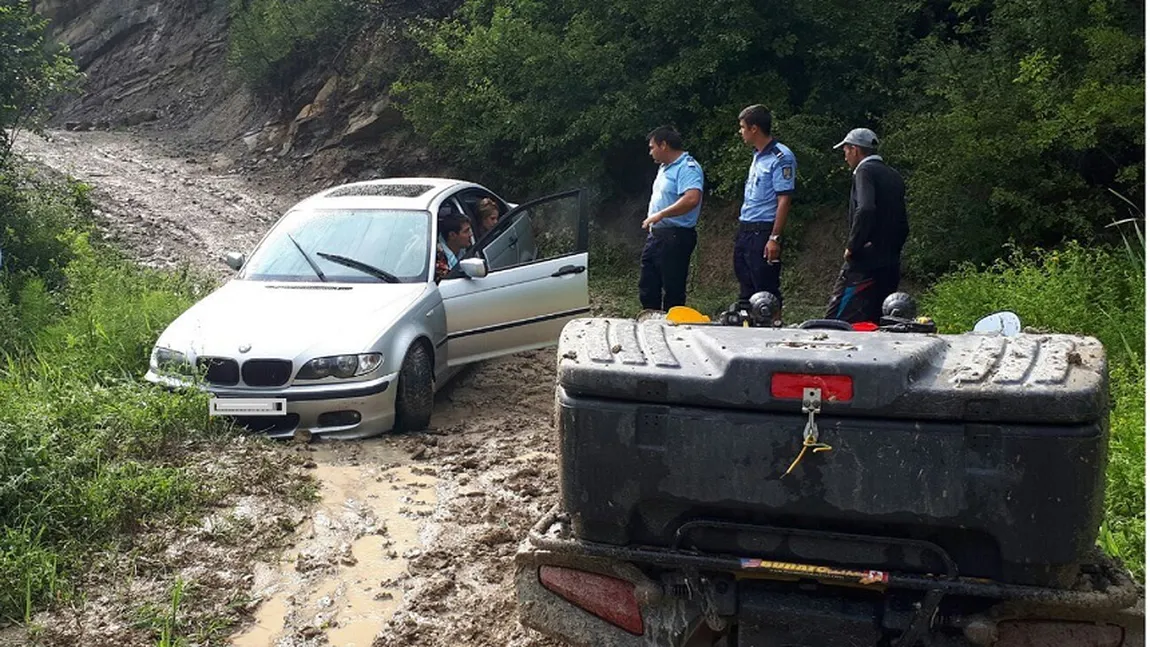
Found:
[438,189,590,367]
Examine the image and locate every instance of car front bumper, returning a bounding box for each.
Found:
[145,370,400,440]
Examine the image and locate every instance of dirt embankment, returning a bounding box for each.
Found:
[10,129,564,647]
[34,0,455,200]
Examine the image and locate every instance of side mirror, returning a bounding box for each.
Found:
[225,252,245,271]
[459,257,487,279]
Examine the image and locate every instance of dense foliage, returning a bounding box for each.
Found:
[226,0,366,93]
[392,0,1143,275]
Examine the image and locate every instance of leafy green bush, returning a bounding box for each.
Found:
[226,0,364,92]
[0,168,92,287]
[922,238,1145,578]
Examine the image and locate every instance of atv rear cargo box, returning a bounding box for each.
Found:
[554,318,1109,588]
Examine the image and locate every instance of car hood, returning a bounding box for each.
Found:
[156,279,428,360]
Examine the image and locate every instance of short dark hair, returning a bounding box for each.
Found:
[647,125,683,150]
[856,145,877,157]
[439,211,469,237]
[738,104,772,134]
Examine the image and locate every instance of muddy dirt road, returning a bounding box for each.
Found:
[12,130,563,647]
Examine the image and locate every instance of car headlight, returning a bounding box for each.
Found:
[296,353,383,380]
[152,347,194,376]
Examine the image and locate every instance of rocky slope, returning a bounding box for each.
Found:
[34,0,452,195]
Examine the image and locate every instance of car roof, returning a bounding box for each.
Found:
[291,177,483,212]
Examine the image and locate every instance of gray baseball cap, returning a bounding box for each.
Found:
[833,127,880,149]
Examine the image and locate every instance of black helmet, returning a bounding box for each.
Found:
[882,292,917,320]
[748,291,782,327]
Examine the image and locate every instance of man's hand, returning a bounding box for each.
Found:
[642,212,662,230]
[843,248,852,261]
[764,239,781,262]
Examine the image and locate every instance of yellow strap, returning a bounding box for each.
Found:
[783,438,833,477]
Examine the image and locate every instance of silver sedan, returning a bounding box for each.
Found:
[145,177,590,439]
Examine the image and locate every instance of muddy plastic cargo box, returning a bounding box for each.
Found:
[554,318,1109,588]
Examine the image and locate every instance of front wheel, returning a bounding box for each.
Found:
[394,343,433,432]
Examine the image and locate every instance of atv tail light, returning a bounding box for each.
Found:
[771,373,854,402]
[538,565,644,635]
[994,620,1123,647]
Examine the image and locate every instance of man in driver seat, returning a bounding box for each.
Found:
[436,211,472,281]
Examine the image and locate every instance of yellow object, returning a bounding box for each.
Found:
[666,306,711,324]
[783,437,833,477]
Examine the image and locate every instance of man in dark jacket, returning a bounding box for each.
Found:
[825,128,909,323]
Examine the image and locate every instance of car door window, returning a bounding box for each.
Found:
[474,190,586,273]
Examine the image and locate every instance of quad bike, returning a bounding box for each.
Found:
[514,295,1142,647]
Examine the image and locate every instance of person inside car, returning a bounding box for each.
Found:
[475,197,500,239]
[436,211,472,281]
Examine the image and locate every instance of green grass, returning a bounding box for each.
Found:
[921,238,1145,579]
[0,172,237,626]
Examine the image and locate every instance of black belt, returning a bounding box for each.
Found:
[738,221,774,232]
[651,226,695,236]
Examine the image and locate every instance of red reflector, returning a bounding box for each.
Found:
[539,565,644,635]
[851,321,878,331]
[996,620,1123,647]
[771,373,854,402]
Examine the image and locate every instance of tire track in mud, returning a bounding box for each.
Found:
[12,130,562,647]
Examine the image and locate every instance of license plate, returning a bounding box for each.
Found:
[209,398,287,416]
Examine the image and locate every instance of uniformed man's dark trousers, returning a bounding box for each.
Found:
[732,226,782,305]
[638,226,697,311]
[825,262,900,324]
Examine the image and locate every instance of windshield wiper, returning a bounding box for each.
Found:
[286,233,326,282]
[316,252,400,283]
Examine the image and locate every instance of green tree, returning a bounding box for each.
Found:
[392,0,916,200]
[886,0,1143,275]
[0,0,80,162]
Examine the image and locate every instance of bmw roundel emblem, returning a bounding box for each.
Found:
[238,343,251,353]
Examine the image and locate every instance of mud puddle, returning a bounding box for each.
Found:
[232,440,440,647]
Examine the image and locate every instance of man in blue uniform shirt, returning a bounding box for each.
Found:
[733,105,795,311]
[639,125,704,312]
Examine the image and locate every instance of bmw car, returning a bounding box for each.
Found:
[145,178,591,439]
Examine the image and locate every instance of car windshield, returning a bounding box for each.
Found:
[242,208,431,283]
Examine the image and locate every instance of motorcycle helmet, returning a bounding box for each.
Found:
[882,292,917,320]
[748,291,782,327]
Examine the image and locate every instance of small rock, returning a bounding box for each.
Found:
[303,460,317,469]
[478,527,514,546]
[373,591,394,601]
[458,486,486,498]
